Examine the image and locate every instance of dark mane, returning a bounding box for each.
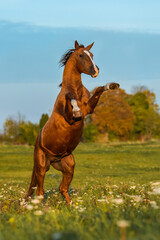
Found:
[59,44,84,67]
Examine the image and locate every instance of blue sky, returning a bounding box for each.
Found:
[0,1,160,131]
[1,0,160,32]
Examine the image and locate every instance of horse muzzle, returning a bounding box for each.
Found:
[91,65,99,78]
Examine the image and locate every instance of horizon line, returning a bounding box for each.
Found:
[1,19,160,36]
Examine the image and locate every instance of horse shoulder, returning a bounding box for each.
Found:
[53,91,66,115]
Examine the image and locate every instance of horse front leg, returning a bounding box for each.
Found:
[64,93,82,124]
[86,82,120,114]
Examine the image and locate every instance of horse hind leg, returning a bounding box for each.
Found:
[52,154,75,204]
[25,165,37,199]
[62,154,75,204]
[25,139,48,199]
[35,147,48,197]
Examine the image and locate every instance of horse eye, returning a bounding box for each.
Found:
[79,54,83,58]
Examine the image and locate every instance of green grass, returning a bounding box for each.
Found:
[0,142,160,240]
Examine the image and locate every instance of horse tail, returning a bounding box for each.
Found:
[25,164,37,199]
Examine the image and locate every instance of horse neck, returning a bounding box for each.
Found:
[62,60,83,99]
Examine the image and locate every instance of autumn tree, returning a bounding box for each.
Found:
[128,87,160,140]
[92,89,135,140]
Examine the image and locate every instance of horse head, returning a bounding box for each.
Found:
[59,40,99,79]
[74,40,99,78]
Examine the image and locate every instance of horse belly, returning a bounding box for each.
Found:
[67,123,84,152]
[42,117,83,154]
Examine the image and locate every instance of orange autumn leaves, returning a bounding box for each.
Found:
[92,89,135,139]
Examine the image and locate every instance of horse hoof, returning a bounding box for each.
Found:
[105,82,120,90]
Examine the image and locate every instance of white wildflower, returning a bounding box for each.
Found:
[117,220,130,228]
[130,195,142,202]
[150,201,159,209]
[152,187,160,195]
[116,195,121,198]
[102,196,106,198]
[147,191,152,195]
[109,191,113,195]
[36,195,44,199]
[46,190,51,193]
[0,195,3,198]
[151,182,160,186]
[112,198,124,204]
[150,201,156,206]
[132,196,142,202]
[130,186,136,189]
[31,199,40,204]
[20,199,25,206]
[78,207,86,212]
[97,199,109,203]
[50,210,55,213]
[26,204,33,210]
[34,210,43,216]
[77,197,82,200]
[123,194,131,198]
[152,205,159,209]
[77,199,83,202]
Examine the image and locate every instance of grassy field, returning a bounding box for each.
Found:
[0,142,160,240]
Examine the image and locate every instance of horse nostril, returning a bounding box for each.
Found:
[90,65,99,74]
[90,65,95,75]
[96,65,99,72]
[90,65,99,78]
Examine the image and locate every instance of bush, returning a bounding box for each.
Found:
[82,123,99,142]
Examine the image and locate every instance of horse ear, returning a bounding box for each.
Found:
[75,40,80,50]
[85,42,94,51]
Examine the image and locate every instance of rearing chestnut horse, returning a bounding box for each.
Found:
[26,40,119,204]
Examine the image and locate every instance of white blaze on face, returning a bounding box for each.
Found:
[83,50,99,77]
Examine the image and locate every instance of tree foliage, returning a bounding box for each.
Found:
[92,89,135,140]
[128,87,160,140]
[1,87,160,144]
[3,114,25,142]
[19,122,40,145]
[82,86,160,142]
[39,113,49,129]
[2,113,49,145]
[82,116,99,142]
